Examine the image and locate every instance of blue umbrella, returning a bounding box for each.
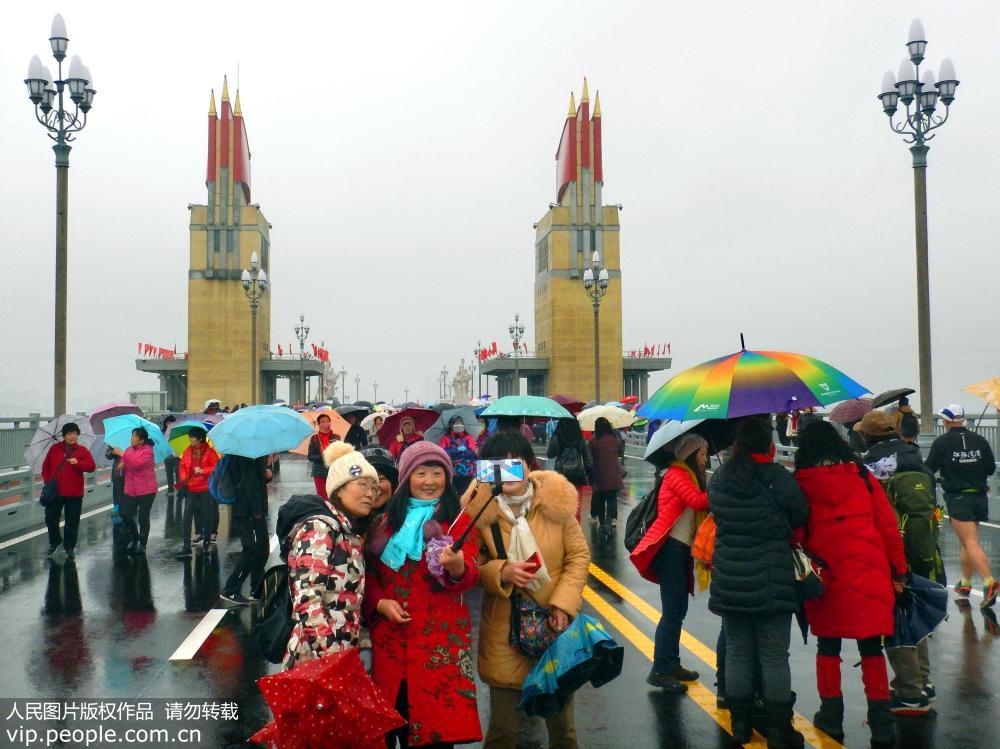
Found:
[102,414,172,464]
[519,614,624,718]
[481,395,572,420]
[208,404,313,458]
[886,573,948,648]
[424,406,484,444]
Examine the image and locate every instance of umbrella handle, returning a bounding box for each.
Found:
[450,467,503,551]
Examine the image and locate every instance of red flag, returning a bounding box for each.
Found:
[667,342,671,355]
[278,344,283,356]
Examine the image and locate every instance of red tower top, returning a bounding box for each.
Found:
[206,76,251,203]
[555,78,603,202]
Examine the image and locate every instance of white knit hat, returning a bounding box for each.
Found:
[323,442,378,498]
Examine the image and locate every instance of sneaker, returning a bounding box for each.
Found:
[46,546,59,557]
[65,549,76,560]
[210,533,218,545]
[191,534,203,545]
[672,665,700,682]
[890,694,931,715]
[983,608,999,636]
[954,581,972,599]
[646,670,688,693]
[981,580,999,609]
[922,683,936,703]
[219,592,250,606]
[176,547,193,559]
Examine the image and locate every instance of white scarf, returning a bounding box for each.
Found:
[496,483,551,592]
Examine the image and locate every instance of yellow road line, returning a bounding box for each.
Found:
[587,564,845,749]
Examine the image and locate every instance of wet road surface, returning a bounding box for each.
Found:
[1,456,998,748]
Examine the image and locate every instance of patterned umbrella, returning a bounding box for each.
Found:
[23,415,97,473]
[638,345,869,421]
[576,405,635,431]
[251,649,404,749]
[88,403,144,435]
[828,397,874,424]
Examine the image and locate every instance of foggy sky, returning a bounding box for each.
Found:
[3,1,999,414]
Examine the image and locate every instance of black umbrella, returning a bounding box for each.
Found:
[336,405,368,418]
[886,574,948,648]
[872,388,915,409]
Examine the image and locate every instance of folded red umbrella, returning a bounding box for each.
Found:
[375,407,440,449]
[250,649,404,749]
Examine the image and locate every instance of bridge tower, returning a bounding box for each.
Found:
[186,77,271,409]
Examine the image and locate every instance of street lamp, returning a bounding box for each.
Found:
[474,341,483,400]
[24,14,97,416]
[439,367,449,400]
[339,367,347,404]
[373,380,379,403]
[583,251,609,402]
[877,18,960,432]
[404,387,410,403]
[241,251,268,404]
[294,314,310,404]
[508,314,525,396]
[355,374,360,403]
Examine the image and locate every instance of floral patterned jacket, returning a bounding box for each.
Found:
[284,506,369,671]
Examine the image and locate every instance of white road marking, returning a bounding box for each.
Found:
[168,533,280,661]
[0,483,169,550]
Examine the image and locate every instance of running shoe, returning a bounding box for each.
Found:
[219,592,250,606]
[981,580,999,609]
[890,694,931,715]
[954,581,972,600]
[191,534,203,545]
[210,533,219,545]
[922,684,936,703]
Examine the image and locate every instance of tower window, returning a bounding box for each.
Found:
[536,236,549,274]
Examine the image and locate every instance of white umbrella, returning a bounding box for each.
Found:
[204,398,223,408]
[643,419,706,462]
[362,410,395,431]
[23,415,97,473]
[577,405,636,431]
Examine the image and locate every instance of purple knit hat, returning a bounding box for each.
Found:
[397,440,454,489]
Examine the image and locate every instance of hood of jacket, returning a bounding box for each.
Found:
[862,438,928,481]
[462,470,579,529]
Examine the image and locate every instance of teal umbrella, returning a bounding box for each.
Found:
[481,396,572,420]
[103,414,172,464]
[208,404,313,458]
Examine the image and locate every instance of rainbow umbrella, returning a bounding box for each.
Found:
[638,346,869,421]
[166,420,216,456]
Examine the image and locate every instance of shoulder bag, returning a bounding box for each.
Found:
[756,476,825,600]
[40,446,77,508]
[490,522,557,658]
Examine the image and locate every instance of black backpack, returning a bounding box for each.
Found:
[251,494,337,663]
[556,439,587,483]
[624,471,666,552]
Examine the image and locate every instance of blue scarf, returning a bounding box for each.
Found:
[380,498,440,571]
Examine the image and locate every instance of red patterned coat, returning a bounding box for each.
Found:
[284,505,366,670]
[364,518,482,746]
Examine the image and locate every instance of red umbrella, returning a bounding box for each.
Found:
[88,403,144,435]
[375,407,439,449]
[828,397,873,424]
[549,395,585,415]
[251,649,403,749]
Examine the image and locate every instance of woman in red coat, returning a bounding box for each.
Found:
[629,433,709,694]
[364,441,482,748]
[41,422,96,559]
[794,422,907,747]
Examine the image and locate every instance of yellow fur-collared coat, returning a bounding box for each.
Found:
[462,470,591,689]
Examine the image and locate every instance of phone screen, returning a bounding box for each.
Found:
[476,459,526,482]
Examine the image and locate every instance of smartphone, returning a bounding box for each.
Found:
[523,551,542,573]
[476,459,525,483]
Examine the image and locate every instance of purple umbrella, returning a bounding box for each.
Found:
[828,397,873,424]
[89,403,144,435]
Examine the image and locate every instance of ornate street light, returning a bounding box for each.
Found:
[508,314,525,396]
[583,251,609,402]
[294,314,310,404]
[373,380,379,403]
[24,14,97,415]
[339,367,347,404]
[241,251,268,404]
[439,366,449,400]
[877,18,960,432]
[474,340,483,399]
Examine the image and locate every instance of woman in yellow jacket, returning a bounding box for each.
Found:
[462,431,591,749]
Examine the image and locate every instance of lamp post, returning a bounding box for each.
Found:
[241,251,268,404]
[583,251,609,403]
[404,387,410,403]
[294,314,310,405]
[877,18,960,432]
[24,14,96,416]
[373,381,379,403]
[339,367,347,405]
[473,342,481,400]
[439,367,448,400]
[508,314,525,396]
[355,375,360,403]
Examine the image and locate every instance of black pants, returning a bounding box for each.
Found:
[164,456,180,492]
[590,489,619,523]
[222,515,269,596]
[45,496,83,550]
[386,681,454,749]
[182,491,213,547]
[120,493,156,546]
[652,538,691,673]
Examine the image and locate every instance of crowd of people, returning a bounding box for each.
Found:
[35,394,997,748]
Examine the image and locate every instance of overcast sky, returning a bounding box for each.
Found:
[3,1,999,414]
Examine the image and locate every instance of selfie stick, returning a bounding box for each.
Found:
[450,465,503,551]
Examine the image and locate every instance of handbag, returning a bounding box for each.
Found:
[691,514,717,566]
[491,523,558,658]
[40,447,76,508]
[756,477,825,601]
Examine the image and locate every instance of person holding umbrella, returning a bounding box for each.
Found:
[175,427,219,558]
[161,415,179,496]
[307,413,339,497]
[363,442,482,748]
[113,428,158,556]
[587,418,624,539]
[629,432,710,694]
[708,417,809,748]
[794,422,907,746]
[389,416,424,461]
[439,415,478,497]
[219,455,272,605]
[344,413,369,450]
[41,423,96,560]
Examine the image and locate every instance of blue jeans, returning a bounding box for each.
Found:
[722,612,792,703]
[652,538,692,672]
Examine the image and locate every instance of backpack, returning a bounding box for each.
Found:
[624,472,666,552]
[208,454,237,504]
[251,494,337,663]
[885,470,942,581]
[556,440,587,483]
